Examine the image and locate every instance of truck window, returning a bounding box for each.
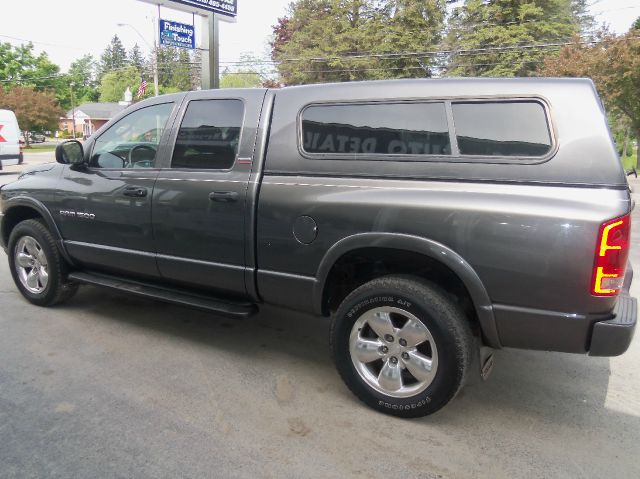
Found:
[301,102,451,157]
[452,101,552,157]
[172,99,244,170]
[90,103,173,169]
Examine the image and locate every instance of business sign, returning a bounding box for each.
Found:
[168,0,236,18]
[139,0,237,20]
[170,0,238,17]
[159,19,195,49]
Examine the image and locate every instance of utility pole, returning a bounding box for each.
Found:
[70,82,76,140]
[152,5,160,96]
[200,13,219,89]
[117,22,159,96]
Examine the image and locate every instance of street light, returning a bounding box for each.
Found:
[117,22,159,97]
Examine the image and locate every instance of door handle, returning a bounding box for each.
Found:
[123,187,147,198]
[209,191,238,203]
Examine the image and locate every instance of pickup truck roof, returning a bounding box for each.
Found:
[263,77,625,188]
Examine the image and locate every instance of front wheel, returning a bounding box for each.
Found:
[8,219,78,306]
[331,275,474,418]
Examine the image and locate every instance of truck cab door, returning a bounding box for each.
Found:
[152,89,266,296]
[56,98,182,279]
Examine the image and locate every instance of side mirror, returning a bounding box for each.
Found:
[56,140,85,166]
[626,168,637,178]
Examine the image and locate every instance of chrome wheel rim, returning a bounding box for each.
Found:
[14,236,49,294]
[349,306,438,398]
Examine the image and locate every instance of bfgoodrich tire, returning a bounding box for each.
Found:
[331,275,474,418]
[8,219,78,306]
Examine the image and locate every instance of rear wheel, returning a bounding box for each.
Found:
[8,219,78,306]
[331,275,473,417]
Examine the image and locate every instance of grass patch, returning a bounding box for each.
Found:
[22,144,56,153]
[621,152,638,171]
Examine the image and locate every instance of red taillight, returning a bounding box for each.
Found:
[592,214,631,296]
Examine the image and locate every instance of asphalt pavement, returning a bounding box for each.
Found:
[0,165,639,478]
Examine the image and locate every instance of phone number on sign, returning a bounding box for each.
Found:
[200,0,236,13]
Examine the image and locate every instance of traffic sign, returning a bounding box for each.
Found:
[159,19,195,49]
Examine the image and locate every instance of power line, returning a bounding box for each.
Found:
[222,35,635,67]
[0,34,86,51]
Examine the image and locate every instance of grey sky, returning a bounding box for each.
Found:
[0,0,638,72]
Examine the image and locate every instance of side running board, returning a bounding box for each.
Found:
[68,271,258,319]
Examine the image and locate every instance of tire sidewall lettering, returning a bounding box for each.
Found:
[378,397,431,410]
[346,296,412,318]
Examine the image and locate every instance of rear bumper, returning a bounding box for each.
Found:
[0,154,21,168]
[589,294,637,356]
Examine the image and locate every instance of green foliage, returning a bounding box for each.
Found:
[220,71,263,88]
[219,53,268,89]
[445,0,590,77]
[0,42,78,111]
[621,152,638,172]
[99,35,128,77]
[55,54,99,109]
[129,44,146,72]
[540,31,640,167]
[156,46,192,91]
[375,0,448,77]
[99,65,140,102]
[0,42,60,89]
[0,86,61,143]
[271,0,447,85]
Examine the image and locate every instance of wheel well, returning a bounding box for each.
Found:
[322,247,479,332]
[2,206,43,245]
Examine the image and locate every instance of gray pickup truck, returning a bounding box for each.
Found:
[1,78,636,417]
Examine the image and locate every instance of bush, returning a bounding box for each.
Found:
[621,153,638,171]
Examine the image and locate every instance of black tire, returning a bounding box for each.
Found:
[7,219,78,306]
[330,275,474,418]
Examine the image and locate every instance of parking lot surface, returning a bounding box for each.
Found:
[1,164,639,478]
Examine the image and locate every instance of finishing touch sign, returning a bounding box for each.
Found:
[159,19,195,49]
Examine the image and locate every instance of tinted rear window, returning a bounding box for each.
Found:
[172,99,243,170]
[301,102,451,156]
[452,101,552,157]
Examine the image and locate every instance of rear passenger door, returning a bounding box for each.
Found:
[151,89,266,296]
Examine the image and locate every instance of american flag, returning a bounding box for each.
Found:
[136,77,148,98]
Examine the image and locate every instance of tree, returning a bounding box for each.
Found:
[270,0,448,85]
[129,44,146,72]
[99,35,128,77]
[373,0,447,78]
[444,0,592,77]
[220,70,263,88]
[0,42,74,110]
[59,54,99,108]
[539,31,640,166]
[0,42,60,88]
[156,46,191,91]
[219,53,269,89]
[99,65,140,102]
[0,86,61,145]
[173,48,192,91]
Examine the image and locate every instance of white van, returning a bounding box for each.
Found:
[0,109,23,170]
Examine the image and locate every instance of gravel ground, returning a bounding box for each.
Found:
[0,169,638,478]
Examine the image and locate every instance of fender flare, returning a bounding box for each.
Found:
[312,232,501,348]
[1,196,75,265]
